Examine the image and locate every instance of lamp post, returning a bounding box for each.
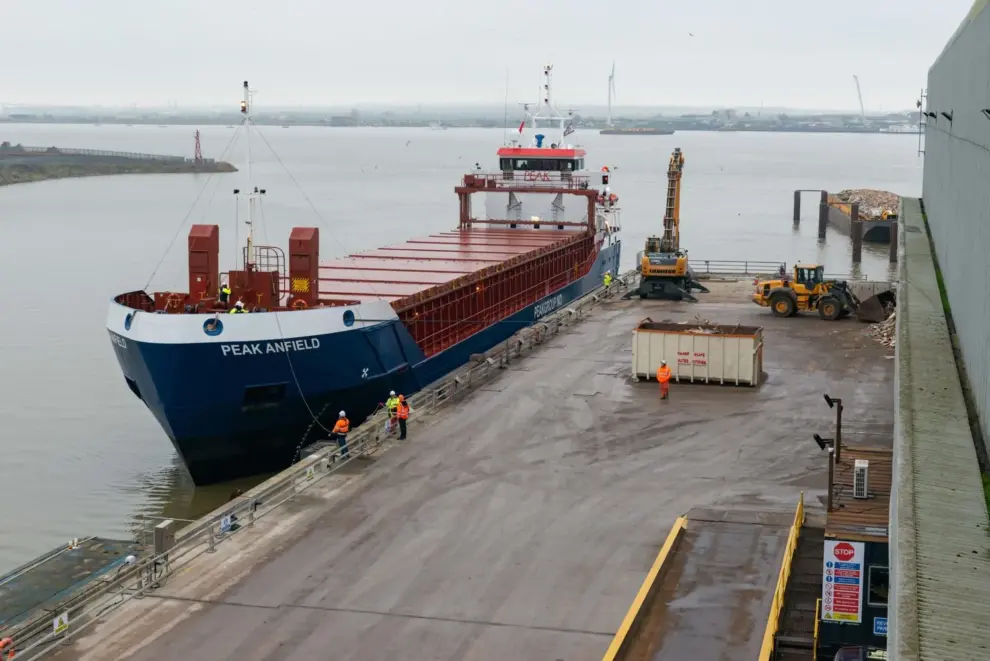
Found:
[824,394,843,461]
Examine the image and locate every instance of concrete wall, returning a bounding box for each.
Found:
[922,0,990,459]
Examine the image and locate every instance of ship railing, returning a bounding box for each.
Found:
[5,267,638,661]
[461,172,592,191]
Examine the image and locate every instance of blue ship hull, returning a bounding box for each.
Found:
[110,240,620,485]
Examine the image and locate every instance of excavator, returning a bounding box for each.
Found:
[628,148,709,302]
[752,263,893,322]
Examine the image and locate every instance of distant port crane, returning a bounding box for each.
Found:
[606,61,616,128]
[852,75,868,126]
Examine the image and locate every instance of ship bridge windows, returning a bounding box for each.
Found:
[500,158,584,172]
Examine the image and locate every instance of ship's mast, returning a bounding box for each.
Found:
[542,64,553,113]
[235,81,267,270]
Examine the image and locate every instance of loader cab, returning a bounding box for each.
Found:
[794,264,825,289]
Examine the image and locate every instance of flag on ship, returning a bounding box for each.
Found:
[518,119,525,134]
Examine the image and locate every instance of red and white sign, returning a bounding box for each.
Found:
[822,540,864,623]
[833,542,856,561]
[524,171,552,182]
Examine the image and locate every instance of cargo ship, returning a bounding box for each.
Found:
[106,71,622,485]
[600,127,674,135]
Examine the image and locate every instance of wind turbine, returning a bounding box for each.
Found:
[607,62,616,128]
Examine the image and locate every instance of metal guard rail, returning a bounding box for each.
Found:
[8,270,637,661]
[757,491,805,661]
[601,516,688,661]
[690,259,870,281]
[813,598,821,661]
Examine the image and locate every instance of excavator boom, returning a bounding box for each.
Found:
[660,147,684,253]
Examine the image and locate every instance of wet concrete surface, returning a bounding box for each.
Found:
[50,289,894,661]
[616,509,793,661]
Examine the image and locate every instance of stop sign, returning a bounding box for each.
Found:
[833,542,856,561]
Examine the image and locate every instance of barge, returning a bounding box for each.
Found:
[107,71,622,485]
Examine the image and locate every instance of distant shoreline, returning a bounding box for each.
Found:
[0,118,919,135]
[0,156,236,187]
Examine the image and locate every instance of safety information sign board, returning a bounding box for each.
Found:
[53,611,69,635]
[822,540,865,623]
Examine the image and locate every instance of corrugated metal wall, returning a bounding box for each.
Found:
[923,1,990,459]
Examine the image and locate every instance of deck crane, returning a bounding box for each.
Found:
[629,147,709,301]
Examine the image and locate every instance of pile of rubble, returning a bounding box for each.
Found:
[830,189,900,218]
[869,311,896,348]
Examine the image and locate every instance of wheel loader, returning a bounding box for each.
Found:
[751,264,891,322]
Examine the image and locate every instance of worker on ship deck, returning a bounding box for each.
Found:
[656,360,672,400]
[229,300,246,314]
[331,411,350,459]
[396,395,410,440]
[219,282,231,308]
[1,637,15,660]
[384,391,400,434]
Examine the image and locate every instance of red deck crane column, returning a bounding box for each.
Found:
[288,227,320,307]
[454,174,599,231]
[188,224,220,302]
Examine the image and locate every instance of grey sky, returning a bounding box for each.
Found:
[0,0,974,110]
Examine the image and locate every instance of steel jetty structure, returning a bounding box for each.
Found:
[107,71,622,485]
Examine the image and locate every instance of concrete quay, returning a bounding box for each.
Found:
[43,283,894,661]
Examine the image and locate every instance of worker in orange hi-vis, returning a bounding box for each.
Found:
[656,360,672,400]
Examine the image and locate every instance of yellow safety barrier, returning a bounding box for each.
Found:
[813,598,821,661]
[756,491,805,661]
[601,516,687,661]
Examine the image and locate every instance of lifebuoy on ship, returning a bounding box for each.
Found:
[292,299,308,309]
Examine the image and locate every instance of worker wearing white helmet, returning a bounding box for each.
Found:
[228,300,246,314]
[603,270,613,289]
[332,411,350,459]
[656,360,672,401]
[385,391,400,420]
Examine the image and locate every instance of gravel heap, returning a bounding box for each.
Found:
[830,189,900,218]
